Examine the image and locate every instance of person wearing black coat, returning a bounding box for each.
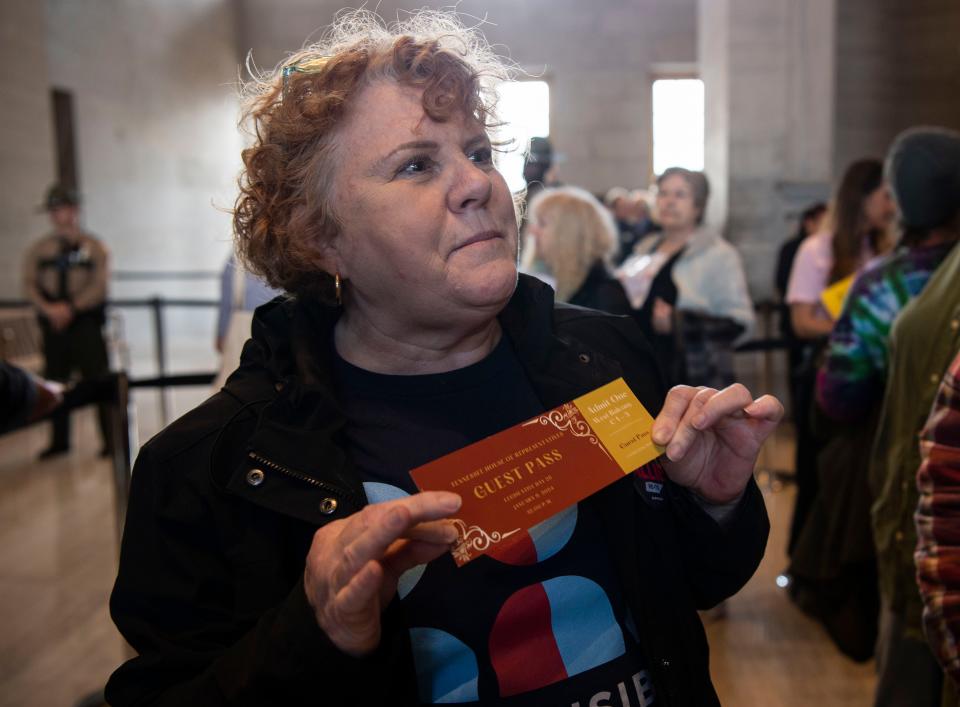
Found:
[107,12,781,706]
[0,361,63,433]
[108,277,772,706]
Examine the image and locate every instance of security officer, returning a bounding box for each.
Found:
[23,185,111,458]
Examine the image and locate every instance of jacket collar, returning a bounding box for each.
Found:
[218,274,624,522]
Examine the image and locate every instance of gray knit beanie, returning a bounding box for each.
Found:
[885,126,960,230]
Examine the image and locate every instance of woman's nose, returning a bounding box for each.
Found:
[448,159,493,212]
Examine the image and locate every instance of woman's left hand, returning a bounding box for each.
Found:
[651,384,784,505]
[651,298,673,334]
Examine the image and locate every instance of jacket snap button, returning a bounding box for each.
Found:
[578,353,591,364]
[659,658,671,669]
[319,497,338,515]
[246,468,265,487]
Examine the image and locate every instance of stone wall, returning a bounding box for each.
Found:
[45,0,243,278]
[834,0,960,176]
[701,0,837,300]
[42,0,245,375]
[0,0,56,299]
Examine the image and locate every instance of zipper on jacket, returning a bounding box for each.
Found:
[247,451,362,508]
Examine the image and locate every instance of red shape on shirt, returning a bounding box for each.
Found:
[489,583,567,696]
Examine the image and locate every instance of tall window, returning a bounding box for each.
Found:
[651,78,704,176]
[493,80,550,194]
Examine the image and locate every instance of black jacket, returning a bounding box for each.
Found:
[106,275,768,706]
[0,361,36,432]
[568,262,633,316]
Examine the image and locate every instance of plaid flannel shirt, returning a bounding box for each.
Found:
[916,348,960,687]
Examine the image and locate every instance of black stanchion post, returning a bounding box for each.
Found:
[735,302,795,489]
[149,296,170,425]
[758,304,775,481]
[108,371,134,543]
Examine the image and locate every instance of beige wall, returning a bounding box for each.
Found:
[0,0,56,299]
[41,0,245,374]
[701,0,837,300]
[834,0,960,176]
[45,0,243,282]
[1,1,245,302]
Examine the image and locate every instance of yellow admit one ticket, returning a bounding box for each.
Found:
[573,379,661,473]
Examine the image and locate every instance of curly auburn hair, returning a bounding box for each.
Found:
[233,9,511,300]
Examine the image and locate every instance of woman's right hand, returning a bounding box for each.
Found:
[303,491,461,656]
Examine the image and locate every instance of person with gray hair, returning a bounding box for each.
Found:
[618,167,754,388]
[106,11,779,706]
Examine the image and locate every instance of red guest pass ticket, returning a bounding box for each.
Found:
[410,378,664,566]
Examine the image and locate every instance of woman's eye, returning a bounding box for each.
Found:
[469,146,493,165]
[398,156,433,175]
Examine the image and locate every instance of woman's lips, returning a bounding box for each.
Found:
[455,230,503,250]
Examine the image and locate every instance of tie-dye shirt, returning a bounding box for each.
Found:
[817,241,957,422]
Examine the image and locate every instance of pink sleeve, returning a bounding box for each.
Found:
[786,234,829,305]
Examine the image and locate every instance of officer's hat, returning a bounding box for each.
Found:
[39,184,80,212]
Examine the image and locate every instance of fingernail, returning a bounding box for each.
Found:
[444,523,460,543]
[652,427,667,445]
[666,443,681,461]
[744,402,761,415]
[441,494,462,512]
[692,414,706,430]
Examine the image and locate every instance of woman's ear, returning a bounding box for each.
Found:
[311,232,344,279]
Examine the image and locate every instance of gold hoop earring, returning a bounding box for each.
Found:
[334,273,342,306]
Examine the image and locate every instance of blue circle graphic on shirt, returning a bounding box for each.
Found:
[410,627,480,704]
[528,505,578,561]
[486,505,578,565]
[361,481,426,599]
[362,481,408,505]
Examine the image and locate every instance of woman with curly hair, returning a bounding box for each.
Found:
[106,10,780,706]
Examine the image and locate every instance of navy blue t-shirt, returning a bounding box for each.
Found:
[333,335,656,706]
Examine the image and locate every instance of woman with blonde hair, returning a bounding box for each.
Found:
[527,186,631,314]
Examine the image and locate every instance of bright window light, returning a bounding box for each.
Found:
[652,78,704,175]
[493,80,550,194]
